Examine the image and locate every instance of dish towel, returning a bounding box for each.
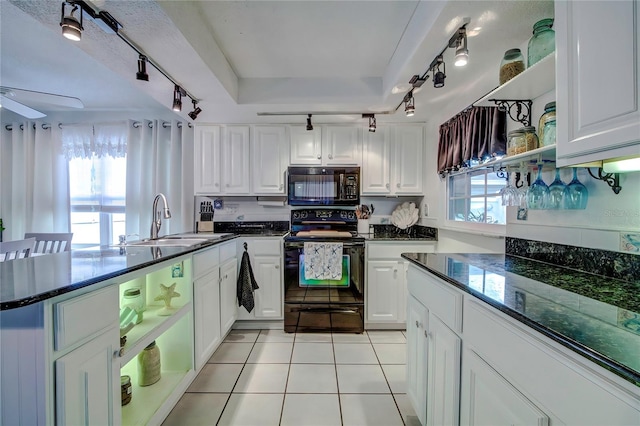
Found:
[237,251,259,313]
[304,242,343,280]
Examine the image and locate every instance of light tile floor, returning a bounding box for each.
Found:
[163,329,420,426]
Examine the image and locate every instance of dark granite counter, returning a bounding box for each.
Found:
[361,224,438,241]
[0,234,238,310]
[402,252,640,386]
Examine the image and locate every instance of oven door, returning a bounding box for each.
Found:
[283,240,365,332]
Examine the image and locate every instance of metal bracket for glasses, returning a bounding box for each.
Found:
[587,168,622,194]
[489,99,533,126]
[514,171,531,188]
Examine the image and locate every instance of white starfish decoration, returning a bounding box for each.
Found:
[154,282,180,316]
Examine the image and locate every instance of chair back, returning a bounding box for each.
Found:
[0,238,36,261]
[24,232,74,254]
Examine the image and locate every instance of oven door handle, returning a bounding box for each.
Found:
[284,241,363,249]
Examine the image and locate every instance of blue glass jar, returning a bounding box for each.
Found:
[528,18,555,67]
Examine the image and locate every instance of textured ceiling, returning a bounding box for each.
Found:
[1,0,555,124]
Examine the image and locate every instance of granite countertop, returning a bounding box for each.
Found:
[362,224,438,241]
[402,252,640,386]
[1,234,239,310]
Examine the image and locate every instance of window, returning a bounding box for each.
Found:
[69,156,126,247]
[448,169,506,225]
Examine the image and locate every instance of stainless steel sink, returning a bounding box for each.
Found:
[163,233,232,240]
[126,238,210,247]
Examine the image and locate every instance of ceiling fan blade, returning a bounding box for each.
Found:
[0,95,47,119]
[0,87,84,109]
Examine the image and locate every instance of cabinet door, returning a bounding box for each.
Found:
[222,126,251,194]
[367,260,401,322]
[361,128,391,195]
[323,126,361,164]
[406,295,429,426]
[393,125,423,194]
[290,125,322,165]
[56,326,120,426]
[194,269,221,369]
[252,255,283,318]
[252,126,289,194]
[220,258,238,336]
[194,125,222,194]
[556,1,640,165]
[460,349,549,426]
[427,315,461,426]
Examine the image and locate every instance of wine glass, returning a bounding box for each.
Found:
[500,173,519,206]
[526,164,549,209]
[565,168,588,209]
[547,168,568,209]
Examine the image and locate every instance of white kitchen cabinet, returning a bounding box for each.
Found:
[367,260,406,323]
[361,125,423,195]
[556,0,640,166]
[252,125,289,194]
[193,268,221,370]
[194,125,250,194]
[55,325,121,426]
[406,294,428,426]
[290,125,361,165]
[219,257,238,335]
[236,238,283,320]
[460,348,549,426]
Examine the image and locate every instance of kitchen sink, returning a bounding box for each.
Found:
[126,238,210,247]
[163,233,232,240]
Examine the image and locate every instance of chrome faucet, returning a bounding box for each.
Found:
[150,193,172,240]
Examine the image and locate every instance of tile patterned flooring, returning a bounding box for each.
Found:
[163,329,420,426]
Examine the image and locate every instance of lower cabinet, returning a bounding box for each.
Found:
[406,295,428,426]
[55,325,120,426]
[193,268,221,370]
[460,348,549,426]
[219,257,238,335]
[236,238,283,320]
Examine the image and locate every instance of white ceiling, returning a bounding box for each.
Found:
[0,0,554,125]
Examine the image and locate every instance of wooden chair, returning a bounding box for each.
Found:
[0,237,36,261]
[24,232,73,254]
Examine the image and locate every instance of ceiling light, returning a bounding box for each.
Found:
[188,100,202,120]
[306,114,313,131]
[136,55,149,81]
[454,29,469,67]
[433,55,446,88]
[404,93,415,117]
[60,2,83,41]
[172,85,184,111]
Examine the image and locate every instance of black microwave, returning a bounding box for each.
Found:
[287,166,360,206]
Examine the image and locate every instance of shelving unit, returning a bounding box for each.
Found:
[448,145,556,177]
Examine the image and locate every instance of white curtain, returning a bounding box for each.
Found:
[61,122,127,159]
[126,120,194,238]
[0,122,70,241]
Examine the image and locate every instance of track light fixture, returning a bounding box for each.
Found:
[172,85,185,112]
[452,28,469,67]
[136,55,149,81]
[363,114,376,132]
[60,2,83,41]
[188,100,202,120]
[404,93,415,117]
[306,114,313,131]
[433,55,446,88]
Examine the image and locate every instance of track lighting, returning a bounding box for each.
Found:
[453,28,469,67]
[188,100,202,120]
[363,114,376,132]
[433,55,446,88]
[60,2,83,41]
[404,93,415,117]
[172,85,185,111]
[136,55,149,81]
[306,114,313,131]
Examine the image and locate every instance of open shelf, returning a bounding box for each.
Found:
[475,54,555,106]
[448,145,556,177]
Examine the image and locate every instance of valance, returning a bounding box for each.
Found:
[61,121,127,159]
[437,106,507,176]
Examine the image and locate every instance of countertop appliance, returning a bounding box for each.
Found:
[287,166,360,206]
[284,208,365,333]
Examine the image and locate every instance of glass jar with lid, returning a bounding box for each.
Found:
[122,287,144,324]
[507,129,526,156]
[521,126,539,151]
[499,48,525,85]
[527,18,555,67]
[538,101,556,146]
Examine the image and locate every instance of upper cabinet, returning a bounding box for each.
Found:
[252,126,288,194]
[362,124,424,195]
[194,125,250,195]
[555,0,640,166]
[290,125,361,165]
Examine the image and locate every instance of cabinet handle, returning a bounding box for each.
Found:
[275,265,280,269]
[279,184,284,190]
[396,183,400,188]
[426,330,432,339]
[215,183,219,187]
[224,274,228,279]
[317,154,321,159]
[226,183,230,187]
[328,154,333,159]
[386,183,390,189]
[415,320,420,328]
[114,348,125,358]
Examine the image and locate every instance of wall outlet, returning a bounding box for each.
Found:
[422,203,429,217]
[620,232,640,253]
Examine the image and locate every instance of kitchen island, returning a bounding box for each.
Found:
[0,234,239,426]
[403,252,640,426]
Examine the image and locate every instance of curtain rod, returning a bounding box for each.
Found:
[4,120,191,131]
